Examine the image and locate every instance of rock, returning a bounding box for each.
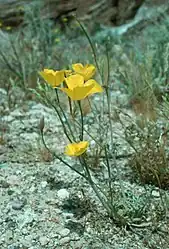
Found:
[50,233,58,238]
[74,240,84,249]
[58,228,70,237]
[62,212,74,220]
[0,88,7,95]
[0,0,147,29]
[5,230,13,240]
[7,245,20,249]
[10,109,24,118]
[0,180,10,188]
[39,236,49,246]
[40,181,48,188]
[15,208,36,228]
[22,235,33,247]
[57,189,70,201]
[54,208,62,214]
[6,175,20,186]
[12,200,25,210]
[65,221,85,236]
[152,190,160,197]
[59,236,71,245]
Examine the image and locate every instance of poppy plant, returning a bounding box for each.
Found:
[39,69,64,88]
[65,141,89,156]
[60,74,103,101]
[72,63,96,81]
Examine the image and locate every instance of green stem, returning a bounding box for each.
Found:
[105,48,127,206]
[104,146,113,216]
[76,18,102,81]
[55,89,75,141]
[68,96,73,119]
[45,93,73,143]
[106,91,127,204]
[106,89,114,149]
[80,156,112,216]
[78,101,84,140]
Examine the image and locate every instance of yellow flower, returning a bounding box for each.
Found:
[6,26,12,30]
[53,28,59,33]
[39,69,64,88]
[18,6,24,11]
[62,17,68,23]
[61,83,94,100]
[60,74,103,100]
[72,63,96,81]
[60,74,93,100]
[65,74,84,89]
[65,141,89,156]
[86,79,104,95]
[55,38,60,43]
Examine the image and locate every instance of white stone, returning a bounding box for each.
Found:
[41,181,48,188]
[39,236,49,246]
[152,190,160,197]
[58,228,70,237]
[10,109,24,117]
[59,236,70,245]
[22,235,33,247]
[0,88,7,95]
[62,212,74,219]
[57,189,70,201]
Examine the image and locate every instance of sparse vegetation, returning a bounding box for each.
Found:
[1,1,169,248]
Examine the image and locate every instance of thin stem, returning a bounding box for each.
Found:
[76,18,102,81]
[105,49,127,205]
[104,146,113,215]
[0,50,22,80]
[55,89,75,140]
[75,119,104,149]
[106,90,113,147]
[45,93,73,143]
[10,38,26,88]
[78,101,84,140]
[68,96,73,119]
[80,156,112,216]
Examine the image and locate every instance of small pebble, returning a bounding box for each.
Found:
[39,236,49,246]
[62,212,74,219]
[41,181,48,188]
[12,200,25,210]
[57,189,70,200]
[54,208,62,214]
[5,230,13,240]
[7,245,20,249]
[152,190,160,197]
[0,180,10,188]
[59,228,70,237]
[7,175,20,185]
[22,235,33,247]
[59,236,70,245]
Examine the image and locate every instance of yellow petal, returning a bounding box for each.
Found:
[72,63,84,72]
[39,69,64,87]
[84,64,96,81]
[64,70,73,77]
[60,82,94,100]
[72,63,96,81]
[65,141,89,156]
[65,74,84,89]
[86,79,104,95]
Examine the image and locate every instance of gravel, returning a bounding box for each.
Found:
[0,88,168,248]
